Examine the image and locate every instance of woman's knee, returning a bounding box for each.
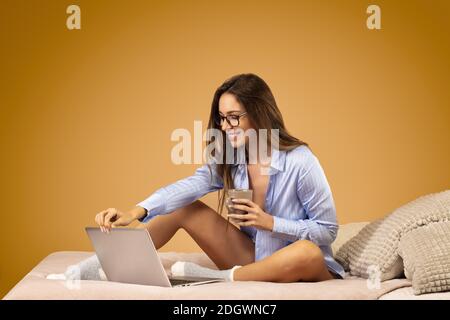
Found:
[289,239,324,262]
[172,200,203,217]
[176,200,214,229]
[278,240,326,278]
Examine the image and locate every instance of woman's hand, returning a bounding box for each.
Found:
[227,198,274,231]
[95,208,137,233]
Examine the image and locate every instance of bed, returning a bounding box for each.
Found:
[3,223,450,300]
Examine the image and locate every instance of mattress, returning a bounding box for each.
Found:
[379,286,450,300]
[3,251,415,300]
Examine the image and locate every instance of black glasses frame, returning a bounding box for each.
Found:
[214,112,247,127]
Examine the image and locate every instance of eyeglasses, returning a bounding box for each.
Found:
[214,112,247,127]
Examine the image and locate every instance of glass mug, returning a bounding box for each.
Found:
[226,189,253,215]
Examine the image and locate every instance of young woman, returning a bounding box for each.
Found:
[94,73,345,282]
[95,74,345,282]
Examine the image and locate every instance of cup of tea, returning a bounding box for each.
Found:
[226,189,253,214]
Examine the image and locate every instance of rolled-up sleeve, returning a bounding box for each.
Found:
[271,153,338,246]
[136,163,223,223]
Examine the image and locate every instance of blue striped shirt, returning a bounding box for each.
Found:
[137,145,345,279]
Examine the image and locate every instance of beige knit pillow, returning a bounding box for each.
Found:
[398,222,450,295]
[331,222,369,254]
[335,190,450,281]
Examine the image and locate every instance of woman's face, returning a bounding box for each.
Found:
[218,93,253,149]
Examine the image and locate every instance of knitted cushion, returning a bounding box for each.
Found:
[331,222,369,254]
[335,190,450,281]
[398,222,450,295]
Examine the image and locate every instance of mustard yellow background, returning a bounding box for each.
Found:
[1,0,449,298]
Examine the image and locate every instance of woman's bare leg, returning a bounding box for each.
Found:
[233,239,334,282]
[136,202,334,282]
[136,200,255,270]
[135,208,184,250]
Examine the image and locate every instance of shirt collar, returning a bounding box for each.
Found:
[270,147,286,173]
[233,146,286,174]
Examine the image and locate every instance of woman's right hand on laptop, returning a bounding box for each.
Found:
[95,208,137,233]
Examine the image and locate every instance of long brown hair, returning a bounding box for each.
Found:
[206,73,309,226]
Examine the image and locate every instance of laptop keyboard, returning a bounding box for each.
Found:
[169,278,197,286]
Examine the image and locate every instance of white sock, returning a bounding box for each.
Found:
[171,261,242,282]
[46,255,107,281]
[46,273,67,280]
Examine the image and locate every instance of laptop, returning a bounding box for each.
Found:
[85,227,224,287]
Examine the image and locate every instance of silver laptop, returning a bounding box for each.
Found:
[85,227,224,287]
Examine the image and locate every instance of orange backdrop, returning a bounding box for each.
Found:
[1,0,449,298]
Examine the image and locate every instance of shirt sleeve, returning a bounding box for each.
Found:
[136,163,223,223]
[271,152,339,246]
